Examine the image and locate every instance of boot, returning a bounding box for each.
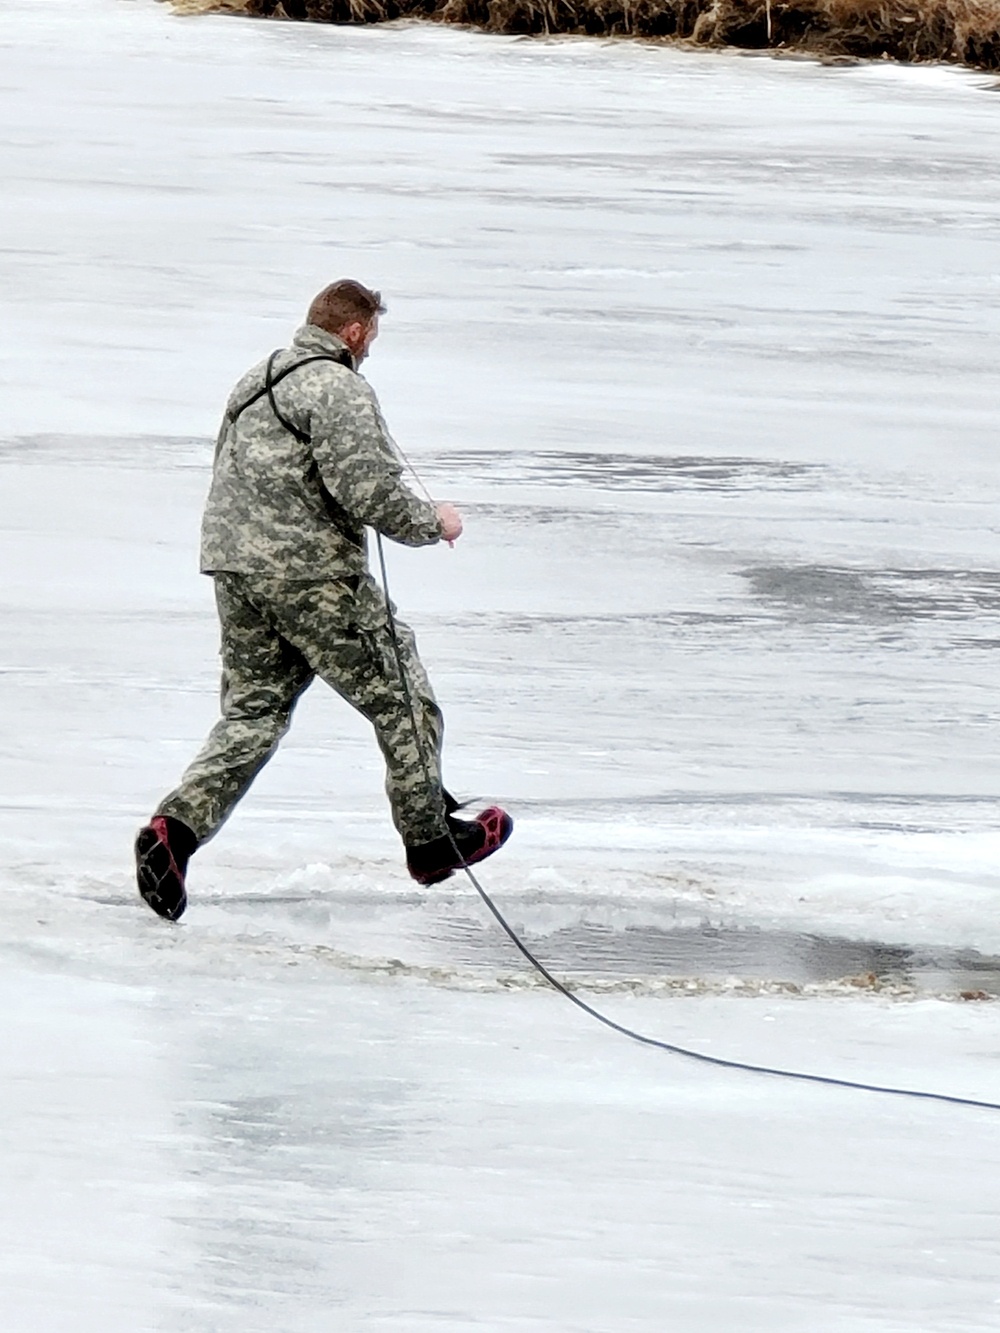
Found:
[406,806,513,886]
[135,815,198,921]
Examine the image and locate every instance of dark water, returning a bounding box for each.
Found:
[180,890,1000,997]
[438,916,1000,996]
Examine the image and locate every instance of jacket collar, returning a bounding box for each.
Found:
[291,323,356,370]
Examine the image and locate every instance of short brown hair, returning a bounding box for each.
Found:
[307,279,385,334]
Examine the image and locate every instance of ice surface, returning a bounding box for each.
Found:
[3,0,1000,1328]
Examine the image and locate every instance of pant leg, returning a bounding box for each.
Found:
[256,574,449,847]
[156,572,313,842]
[360,595,448,844]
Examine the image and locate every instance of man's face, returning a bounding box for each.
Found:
[341,315,379,363]
[360,314,379,361]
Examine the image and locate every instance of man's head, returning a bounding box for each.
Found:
[307,279,385,363]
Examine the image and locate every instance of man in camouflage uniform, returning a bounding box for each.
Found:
[135,280,512,921]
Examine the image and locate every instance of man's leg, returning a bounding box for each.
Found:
[330,583,512,881]
[258,575,450,847]
[256,574,513,881]
[365,611,449,844]
[155,572,313,843]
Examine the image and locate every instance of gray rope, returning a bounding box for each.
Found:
[375,532,1000,1115]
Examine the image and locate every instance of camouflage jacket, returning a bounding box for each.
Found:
[200,324,442,579]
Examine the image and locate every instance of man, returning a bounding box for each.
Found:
[135,279,512,921]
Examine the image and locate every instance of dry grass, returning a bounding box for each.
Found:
[161,0,1000,69]
[167,0,250,13]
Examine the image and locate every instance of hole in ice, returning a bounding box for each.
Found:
[192,889,1000,998]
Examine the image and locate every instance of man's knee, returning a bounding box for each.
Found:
[222,683,299,734]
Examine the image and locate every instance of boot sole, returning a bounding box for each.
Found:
[135,827,188,921]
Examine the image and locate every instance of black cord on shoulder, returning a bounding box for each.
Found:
[374,534,1000,1115]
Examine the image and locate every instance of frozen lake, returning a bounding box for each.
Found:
[3,0,1000,1327]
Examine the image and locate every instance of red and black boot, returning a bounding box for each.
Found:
[135,815,198,921]
[406,806,513,886]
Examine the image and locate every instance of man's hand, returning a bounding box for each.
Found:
[436,502,463,544]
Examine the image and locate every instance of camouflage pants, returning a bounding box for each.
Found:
[156,572,449,847]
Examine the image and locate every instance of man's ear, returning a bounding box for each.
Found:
[339,320,363,351]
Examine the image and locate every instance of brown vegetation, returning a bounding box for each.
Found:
[163,0,1000,71]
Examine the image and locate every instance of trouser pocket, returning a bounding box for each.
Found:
[355,625,398,681]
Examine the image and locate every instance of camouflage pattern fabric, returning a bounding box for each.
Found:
[156,572,449,847]
[200,323,442,579]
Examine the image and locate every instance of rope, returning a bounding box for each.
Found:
[373,543,1000,1117]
